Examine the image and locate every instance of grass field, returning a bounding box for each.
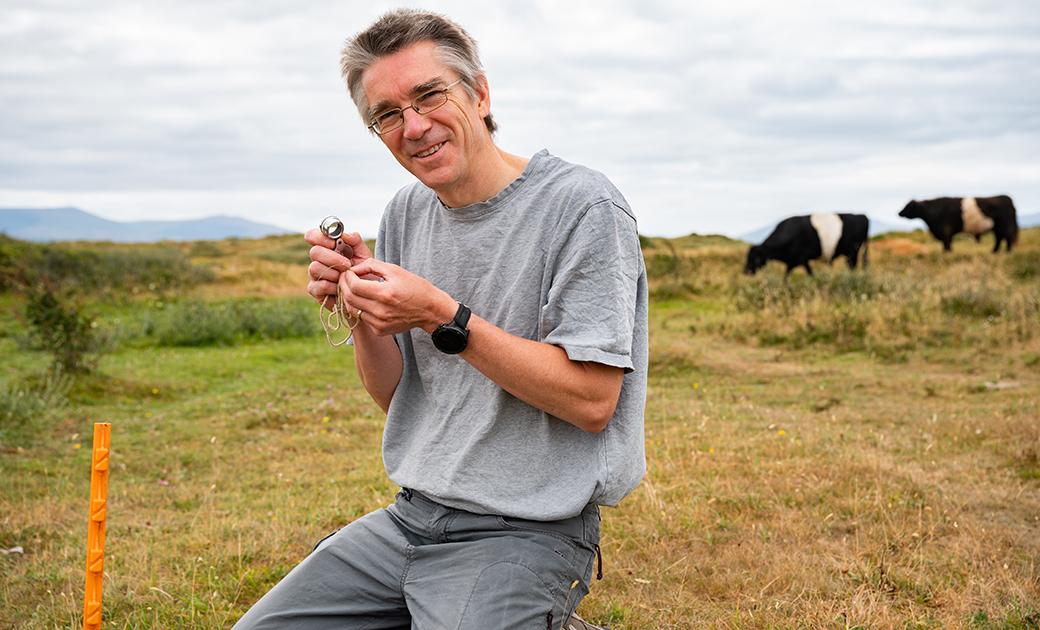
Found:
[2,228,1039,629]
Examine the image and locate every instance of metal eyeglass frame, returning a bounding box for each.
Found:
[366,79,464,136]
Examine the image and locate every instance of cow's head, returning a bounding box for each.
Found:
[899,200,923,219]
[744,245,768,275]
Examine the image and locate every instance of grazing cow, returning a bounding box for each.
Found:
[898,195,1019,252]
[745,213,870,278]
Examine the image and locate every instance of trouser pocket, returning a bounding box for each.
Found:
[561,551,595,619]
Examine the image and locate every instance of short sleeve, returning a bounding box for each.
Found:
[375,203,390,262]
[541,200,642,371]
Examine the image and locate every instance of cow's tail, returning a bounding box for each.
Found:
[862,236,869,270]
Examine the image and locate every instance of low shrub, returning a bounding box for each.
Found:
[22,285,107,373]
[143,299,317,347]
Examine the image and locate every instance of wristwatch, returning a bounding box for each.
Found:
[431,302,471,354]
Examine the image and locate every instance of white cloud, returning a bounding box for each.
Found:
[1,0,1038,238]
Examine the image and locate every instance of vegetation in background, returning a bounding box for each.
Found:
[641,231,1040,359]
[0,234,213,296]
[1,228,1038,628]
[255,240,312,265]
[1008,249,1040,280]
[140,298,317,347]
[0,369,70,445]
[20,284,107,374]
[187,240,227,258]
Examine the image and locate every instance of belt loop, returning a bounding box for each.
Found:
[593,543,603,580]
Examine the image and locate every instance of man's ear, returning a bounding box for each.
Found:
[474,74,491,116]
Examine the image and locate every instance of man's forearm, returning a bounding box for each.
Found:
[351,323,403,413]
[458,314,624,433]
[338,259,623,428]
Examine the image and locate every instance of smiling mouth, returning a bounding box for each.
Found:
[414,142,444,159]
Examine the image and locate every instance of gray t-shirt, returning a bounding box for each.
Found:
[375,149,647,521]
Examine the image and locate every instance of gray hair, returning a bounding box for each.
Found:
[340,9,497,135]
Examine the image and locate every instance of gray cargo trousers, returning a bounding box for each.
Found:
[233,489,601,630]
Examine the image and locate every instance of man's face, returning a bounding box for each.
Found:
[361,41,490,199]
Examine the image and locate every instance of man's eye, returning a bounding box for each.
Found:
[417,90,444,106]
[376,110,400,123]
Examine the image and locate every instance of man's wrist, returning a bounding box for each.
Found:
[424,290,460,334]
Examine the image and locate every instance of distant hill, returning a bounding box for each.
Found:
[0,207,291,243]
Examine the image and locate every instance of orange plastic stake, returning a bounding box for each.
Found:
[83,423,111,630]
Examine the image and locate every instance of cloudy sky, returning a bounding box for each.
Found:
[2,0,1038,238]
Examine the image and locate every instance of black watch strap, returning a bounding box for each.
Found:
[452,302,471,329]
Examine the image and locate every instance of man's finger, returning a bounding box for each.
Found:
[348,258,394,280]
[338,281,392,329]
[316,294,337,313]
[304,228,337,250]
[340,231,373,257]
[307,279,338,301]
[310,245,351,272]
[341,293,383,321]
[341,270,386,301]
[309,261,339,283]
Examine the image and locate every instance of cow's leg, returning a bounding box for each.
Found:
[804,261,814,276]
[975,234,982,243]
[992,234,1002,253]
[846,251,857,270]
[942,237,953,252]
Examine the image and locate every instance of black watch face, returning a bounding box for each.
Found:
[432,326,467,354]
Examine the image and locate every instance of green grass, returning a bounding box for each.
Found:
[0,370,70,446]
[2,229,1039,628]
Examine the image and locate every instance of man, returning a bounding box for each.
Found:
[235,9,647,629]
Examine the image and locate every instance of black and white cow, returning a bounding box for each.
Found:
[745,213,870,277]
[898,195,1019,252]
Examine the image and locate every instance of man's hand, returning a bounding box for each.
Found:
[338,259,456,336]
[304,229,373,311]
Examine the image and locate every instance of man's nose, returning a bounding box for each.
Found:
[401,107,430,140]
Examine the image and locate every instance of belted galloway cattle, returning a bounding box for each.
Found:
[745,213,869,278]
[899,195,1018,252]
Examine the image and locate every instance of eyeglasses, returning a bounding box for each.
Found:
[367,79,463,135]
